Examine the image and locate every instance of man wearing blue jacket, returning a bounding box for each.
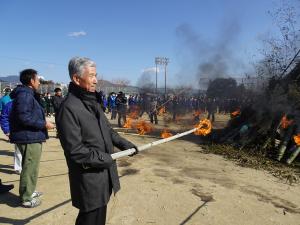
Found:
[0,100,22,174]
[0,88,15,194]
[0,87,11,113]
[9,69,55,208]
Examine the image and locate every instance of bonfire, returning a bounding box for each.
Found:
[136,120,153,135]
[161,129,173,139]
[158,106,166,116]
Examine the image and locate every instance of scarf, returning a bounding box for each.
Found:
[68,82,101,118]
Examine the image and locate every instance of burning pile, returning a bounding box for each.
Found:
[136,120,153,135]
[158,106,167,116]
[123,111,139,128]
[160,129,173,138]
[123,110,153,135]
[294,134,300,146]
[123,118,133,128]
[230,109,241,118]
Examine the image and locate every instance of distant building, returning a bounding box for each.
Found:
[0,75,20,96]
[96,79,139,95]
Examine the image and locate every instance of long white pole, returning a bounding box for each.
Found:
[111,127,197,160]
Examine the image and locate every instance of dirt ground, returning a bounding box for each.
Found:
[0,113,300,225]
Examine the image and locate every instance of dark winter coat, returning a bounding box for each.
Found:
[9,86,48,144]
[206,99,217,113]
[52,95,64,114]
[116,94,127,112]
[56,82,135,212]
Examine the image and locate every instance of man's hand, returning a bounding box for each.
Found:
[129,144,139,157]
[45,121,55,130]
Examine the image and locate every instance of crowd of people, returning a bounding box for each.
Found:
[0,56,298,225]
[99,92,247,126]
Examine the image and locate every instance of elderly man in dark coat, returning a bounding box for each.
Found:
[56,57,138,225]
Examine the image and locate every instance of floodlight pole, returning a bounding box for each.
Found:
[154,57,169,97]
[155,57,159,94]
[162,57,169,98]
[156,63,158,94]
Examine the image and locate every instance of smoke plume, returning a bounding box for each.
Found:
[175,19,243,89]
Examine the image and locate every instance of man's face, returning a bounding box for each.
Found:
[30,75,40,91]
[56,91,62,96]
[74,66,97,92]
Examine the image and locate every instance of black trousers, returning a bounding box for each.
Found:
[150,112,158,124]
[117,111,126,127]
[207,112,215,122]
[75,205,107,225]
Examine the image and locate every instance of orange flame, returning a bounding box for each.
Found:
[123,110,139,128]
[136,120,153,135]
[128,110,139,119]
[158,106,166,116]
[123,118,132,128]
[193,110,201,117]
[231,109,241,117]
[294,134,300,146]
[161,129,173,138]
[194,118,212,136]
[280,115,293,129]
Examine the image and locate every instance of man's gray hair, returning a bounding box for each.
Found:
[68,57,96,80]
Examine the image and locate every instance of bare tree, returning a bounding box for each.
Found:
[96,74,105,91]
[256,0,300,79]
[112,78,131,91]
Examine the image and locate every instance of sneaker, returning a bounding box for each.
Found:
[0,183,14,194]
[22,197,41,208]
[31,191,43,198]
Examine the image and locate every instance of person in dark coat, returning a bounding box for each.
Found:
[52,87,64,137]
[52,87,64,115]
[149,97,158,124]
[45,92,53,116]
[116,91,127,127]
[56,57,138,225]
[206,98,217,122]
[172,95,179,121]
[9,69,55,207]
